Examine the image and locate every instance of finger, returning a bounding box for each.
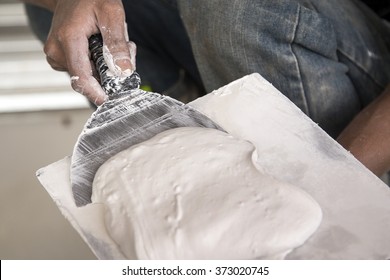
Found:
[71,75,107,105]
[46,56,68,71]
[44,37,68,71]
[63,35,107,105]
[128,41,137,71]
[98,3,133,76]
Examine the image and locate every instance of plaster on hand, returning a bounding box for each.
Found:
[102,22,136,77]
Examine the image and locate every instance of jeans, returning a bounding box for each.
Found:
[25,0,390,137]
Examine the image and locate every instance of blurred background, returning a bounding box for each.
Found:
[0,0,95,259]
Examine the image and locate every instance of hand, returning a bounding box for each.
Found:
[42,0,136,105]
[337,84,390,177]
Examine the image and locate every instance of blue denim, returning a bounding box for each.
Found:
[25,0,390,137]
[177,0,390,137]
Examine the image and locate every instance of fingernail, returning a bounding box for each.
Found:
[103,45,133,76]
[115,58,133,76]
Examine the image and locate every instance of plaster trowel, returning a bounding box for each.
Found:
[70,34,224,207]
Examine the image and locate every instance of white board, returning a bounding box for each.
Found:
[37,73,390,259]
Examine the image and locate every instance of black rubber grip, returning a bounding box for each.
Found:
[88,34,141,99]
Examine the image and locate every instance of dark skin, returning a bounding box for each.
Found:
[337,84,390,177]
[23,0,390,177]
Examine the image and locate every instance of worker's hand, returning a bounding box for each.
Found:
[43,0,136,105]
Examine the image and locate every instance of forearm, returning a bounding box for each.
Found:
[20,0,57,11]
[337,84,390,177]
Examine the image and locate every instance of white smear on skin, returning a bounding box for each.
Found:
[101,21,136,77]
[103,44,136,77]
[103,45,129,77]
[70,76,80,82]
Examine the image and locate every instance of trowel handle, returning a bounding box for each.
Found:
[88,34,141,99]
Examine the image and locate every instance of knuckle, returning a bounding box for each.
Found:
[70,76,86,94]
[43,38,57,58]
[55,27,74,43]
[111,41,129,53]
[44,43,67,71]
[45,53,66,71]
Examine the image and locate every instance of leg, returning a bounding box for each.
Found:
[177,0,390,137]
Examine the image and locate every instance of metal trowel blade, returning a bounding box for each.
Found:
[70,88,224,207]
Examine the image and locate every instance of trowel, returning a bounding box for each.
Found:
[70,34,224,207]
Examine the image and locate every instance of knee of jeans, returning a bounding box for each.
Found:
[24,4,52,43]
[176,1,309,88]
[178,0,247,46]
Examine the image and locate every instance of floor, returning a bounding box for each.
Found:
[0,1,96,259]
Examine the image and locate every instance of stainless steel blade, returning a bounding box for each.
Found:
[70,34,224,207]
[71,88,224,206]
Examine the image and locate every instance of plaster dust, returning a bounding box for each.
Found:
[70,76,79,82]
[100,21,136,76]
[91,127,322,259]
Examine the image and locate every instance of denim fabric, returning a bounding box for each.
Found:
[25,0,390,137]
[123,0,204,95]
[177,0,390,137]
[25,4,52,42]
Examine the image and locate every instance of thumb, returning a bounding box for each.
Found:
[101,24,134,77]
[128,40,137,72]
